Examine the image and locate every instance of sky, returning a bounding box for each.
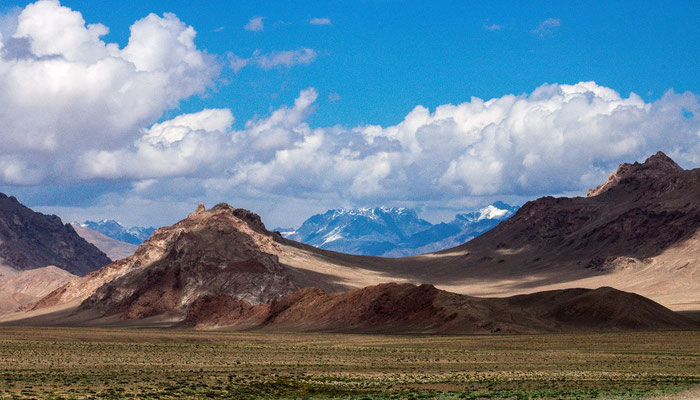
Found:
[0,0,698,228]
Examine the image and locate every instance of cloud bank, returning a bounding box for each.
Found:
[1,1,699,226]
[81,83,700,204]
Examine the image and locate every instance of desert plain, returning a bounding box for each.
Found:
[0,327,698,399]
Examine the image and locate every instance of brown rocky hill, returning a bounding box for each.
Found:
[26,203,297,321]
[183,283,695,333]
[427,151,700,309]
[0,193,111,275]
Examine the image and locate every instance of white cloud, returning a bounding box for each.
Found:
[16,82,699,229]
[244,16,264,32]
[310,18,331,25]
[483,24,503,31]
[0,0,218,184]
[229,48,317,73]
[72,82,699,205]
[531,18,560,37]
[328,92,341,102]
[80,108,235,180]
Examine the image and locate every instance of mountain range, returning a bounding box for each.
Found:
[0,151,697,334]
[77,220,156,245]
[281,201,519,256]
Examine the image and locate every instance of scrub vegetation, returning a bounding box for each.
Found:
[0,327,697,399]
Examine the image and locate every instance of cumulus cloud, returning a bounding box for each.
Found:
[229,48,317,73]
[0,0,218,184]
[310,18,331,25]
[531,18,560,37]
[73,82,699,206]
[81,108,236,179]
[244,16,264,32]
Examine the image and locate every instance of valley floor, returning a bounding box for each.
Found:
[0,328,697,399]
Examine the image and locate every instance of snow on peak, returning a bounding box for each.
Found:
[320,226,344,245]
[331,206,410,220]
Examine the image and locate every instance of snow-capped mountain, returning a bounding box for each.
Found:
[284,207,432,256]
[281,202,519,256]
[78,220,156,245]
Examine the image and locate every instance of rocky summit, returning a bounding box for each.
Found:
[32,203,297,321]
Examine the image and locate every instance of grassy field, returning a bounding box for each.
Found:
[0,328,697,399]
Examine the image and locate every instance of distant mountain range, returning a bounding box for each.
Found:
[279,202,519,256]
[20,152,700,331]
[77,220,156,245]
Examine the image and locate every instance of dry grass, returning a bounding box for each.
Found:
[0,327,697,399]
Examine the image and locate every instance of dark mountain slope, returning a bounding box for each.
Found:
[456,151,699,264]
[0,193,111,275]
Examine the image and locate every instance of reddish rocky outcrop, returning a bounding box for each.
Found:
[183,283,696,333]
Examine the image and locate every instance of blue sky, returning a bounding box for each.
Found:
[0,0,698,228]
[5,0,696,127]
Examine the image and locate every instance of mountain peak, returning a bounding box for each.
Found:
[587,151,684,197]
[32,200,295,319]
[641,151,682,172]
[186,203,270,236]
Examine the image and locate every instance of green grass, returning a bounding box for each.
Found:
[0,328,697,399]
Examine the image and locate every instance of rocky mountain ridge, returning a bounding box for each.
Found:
[0,193,111,275]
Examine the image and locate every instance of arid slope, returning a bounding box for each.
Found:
[0,266,76,313]
[22,204,297,322]
[70,224,137,261]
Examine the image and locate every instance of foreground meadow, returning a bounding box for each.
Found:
[0,327,697,399]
